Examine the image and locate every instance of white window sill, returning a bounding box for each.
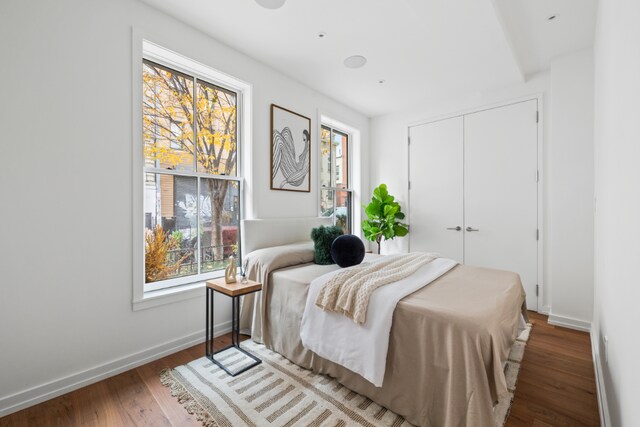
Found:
[133,281,206,311]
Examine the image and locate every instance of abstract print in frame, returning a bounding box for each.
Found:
[270,104,311,192]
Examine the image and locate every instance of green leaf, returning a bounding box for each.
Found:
[365,200,382,219]
[382,227,394,239]
[395,211,405,220]
[394,224,409,237]
[362,221,376,241]
[373,184,388,202]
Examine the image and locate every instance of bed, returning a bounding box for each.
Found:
[239,218,527,427]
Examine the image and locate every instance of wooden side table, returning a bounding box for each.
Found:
[205,277,262,376]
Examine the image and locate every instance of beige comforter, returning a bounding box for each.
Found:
[238,242,315,345]
[241,245,527,427]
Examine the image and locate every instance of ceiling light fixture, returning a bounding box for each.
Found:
[317,32,327,39]
[378,79,386,84]
[547,15,557,21]
[344,55,367,69]
[254,0,286,10]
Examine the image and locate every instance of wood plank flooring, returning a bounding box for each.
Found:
[0,312,600,426]
[507,312,600,427]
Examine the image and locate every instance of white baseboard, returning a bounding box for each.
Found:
[547,313,591,332]
[591,329,611,427]
[0,320,232,418]
[539,304,551,315]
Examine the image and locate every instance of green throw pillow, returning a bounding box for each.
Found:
[310,225,344,265]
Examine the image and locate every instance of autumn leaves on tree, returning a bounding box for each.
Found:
[143,61,238,280]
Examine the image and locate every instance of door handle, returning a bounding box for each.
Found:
[446,226,462,231]
[466,227,479,232]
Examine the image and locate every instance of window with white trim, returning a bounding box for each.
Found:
[142,56,242,292]
[320,125,352,233]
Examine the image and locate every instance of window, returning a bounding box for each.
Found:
[142,58,241,292]
[320,125,352,233]
[169,123,184,150]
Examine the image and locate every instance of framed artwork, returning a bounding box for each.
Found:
[270,104,311,192]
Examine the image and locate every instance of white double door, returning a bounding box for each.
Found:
[409,99,538,310]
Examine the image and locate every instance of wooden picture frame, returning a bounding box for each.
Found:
[270,104,311,192]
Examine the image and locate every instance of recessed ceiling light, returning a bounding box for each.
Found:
[255,0,286,9]
[547,15,557,21]
[317,32,327,39]
[344,55,367,69]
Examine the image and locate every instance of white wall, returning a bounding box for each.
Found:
[371,50,595,324]
[547,49,594,327]
[0,0,369,415]
[592,1,640,425]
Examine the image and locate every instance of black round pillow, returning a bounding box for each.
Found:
[330,234,365,268]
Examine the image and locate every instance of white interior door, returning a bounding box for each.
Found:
[464,100,538,310]
[409,117,464,262]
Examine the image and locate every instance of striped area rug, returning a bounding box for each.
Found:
[161,324,531,427]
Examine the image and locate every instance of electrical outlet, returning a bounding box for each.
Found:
[604,335,609,364]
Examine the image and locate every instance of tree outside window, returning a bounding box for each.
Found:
[142,60,240,287]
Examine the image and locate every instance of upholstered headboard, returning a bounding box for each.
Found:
[241,217,332,256]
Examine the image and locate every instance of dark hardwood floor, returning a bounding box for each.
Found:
[507,312,600,427]
[0,312,600,426]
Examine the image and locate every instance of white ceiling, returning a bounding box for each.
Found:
[494,0,598,77]
[141,0,598,117]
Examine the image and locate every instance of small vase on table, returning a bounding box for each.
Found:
[224,255,237,284]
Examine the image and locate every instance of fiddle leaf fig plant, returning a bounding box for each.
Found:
[362,183,409,254]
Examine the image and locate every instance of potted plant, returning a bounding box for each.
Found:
[362,183,409,254]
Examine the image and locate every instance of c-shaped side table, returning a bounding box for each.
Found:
[205,277,262,376]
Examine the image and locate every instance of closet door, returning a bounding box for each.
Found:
[464,100,538,310]
[408,116,464,262]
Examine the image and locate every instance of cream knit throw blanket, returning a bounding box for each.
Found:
[315,252,438,324]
